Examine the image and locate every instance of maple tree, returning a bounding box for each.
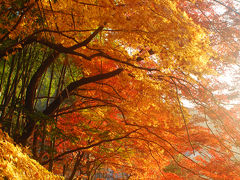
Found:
[1,0,240,179]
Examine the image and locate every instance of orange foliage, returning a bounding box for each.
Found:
[1,0,240,179]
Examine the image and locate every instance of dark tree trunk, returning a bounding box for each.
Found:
[16,51,59,145]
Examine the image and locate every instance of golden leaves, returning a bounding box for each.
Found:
[0,130,63,180]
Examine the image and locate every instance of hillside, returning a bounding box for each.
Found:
[0,130,63,180]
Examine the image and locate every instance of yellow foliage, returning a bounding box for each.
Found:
[0,130,63,180]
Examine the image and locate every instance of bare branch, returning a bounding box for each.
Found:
[171,78,195,155]
[41,129,139,165]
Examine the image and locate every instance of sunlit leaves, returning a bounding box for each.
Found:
[1,0,239,179]
[0,130,63,179]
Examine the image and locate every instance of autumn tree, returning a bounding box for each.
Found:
[1,0,240,179]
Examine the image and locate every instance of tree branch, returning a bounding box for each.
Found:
[43,68,123,115]
[0,3,35,43]
[41,129,139,165]
[69,26,104,50]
